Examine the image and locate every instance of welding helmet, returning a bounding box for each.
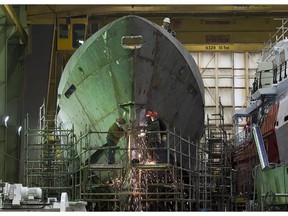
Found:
[145,111,153,118]
[151,112,158,119]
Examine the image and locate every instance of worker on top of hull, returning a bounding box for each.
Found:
[161,17,176,37]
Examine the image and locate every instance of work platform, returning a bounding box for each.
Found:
[24,115,210,211]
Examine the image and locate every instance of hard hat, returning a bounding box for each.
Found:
[145,111,153,117]
[116,118,126,125]
[151,112,158,119]
[163,17,170,24]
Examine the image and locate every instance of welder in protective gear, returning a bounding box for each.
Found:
[87,118,126,165]
[145,110,153,125]
[106,118,127,164]
[145,112,161,162]
[145,112,167,163]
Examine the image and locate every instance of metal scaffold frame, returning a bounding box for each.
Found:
[72,126,204,211]
[23,102,212,211]
[198,135,212,211]
[206,99,232,211]
[23,102,75,200]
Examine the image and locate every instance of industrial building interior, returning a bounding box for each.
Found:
[1,4,288,211]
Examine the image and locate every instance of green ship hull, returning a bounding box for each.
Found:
[57,15,204,166]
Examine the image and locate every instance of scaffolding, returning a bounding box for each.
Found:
[72,126,203,211]
[23,102,211,211]
[24,102,75,200]
[206,100,232,211]
[198,135,212,211]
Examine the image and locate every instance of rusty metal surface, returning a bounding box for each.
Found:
[261,102,279,136]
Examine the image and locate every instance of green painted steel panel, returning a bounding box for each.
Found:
[57,15,205,169]
[256,165,288,206]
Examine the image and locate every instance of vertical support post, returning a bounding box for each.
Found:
[46,17,58,123]
[166,128,170,164]
[79,131,83,199]
[188,136,192,211]
[232,52,235,111]
[215,52,219,118]
[0,18,7,181]
[173,127,177,211]
[71,124,75,200]
[24,114,29,186]
[245,52,250,107]
[195,139,200,211]
[179,130,183,210]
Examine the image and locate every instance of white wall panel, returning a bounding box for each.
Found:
[248,53,261,68]
[234,89,246,107]
[218,69,232,76]
[218,53,233,68]
[234,53,245,68]
[218,78,233,87]
[205,107,217,122]
[191,50,261,133]
[200,52,215,68]
[224,107,234,118]
[204,88,216,106]
[249,69,257,77]
[201,69,216,76]
[234,78,245,88]
[219,88,233,106]
[203,78,215,87]
[234,69,245,76]
[223,107,234,125]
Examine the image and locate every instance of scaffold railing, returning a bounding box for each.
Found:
[24,100,211,211]
[206,99,232,211]
[72,126,205,211]
[262,18,288,55]
[24,112,75,200]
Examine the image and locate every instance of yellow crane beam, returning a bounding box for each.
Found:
[27,5,288,24]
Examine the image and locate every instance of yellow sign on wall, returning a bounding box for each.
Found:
[185,43,264,52]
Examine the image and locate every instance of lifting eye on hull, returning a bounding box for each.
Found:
[65,84,76,99]
[121,35,143,49]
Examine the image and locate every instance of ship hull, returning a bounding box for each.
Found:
[57,15,205,165]
[232,36,288,210]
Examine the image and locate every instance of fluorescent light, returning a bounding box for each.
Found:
[4,116,9,127]
[17,126,22,135]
